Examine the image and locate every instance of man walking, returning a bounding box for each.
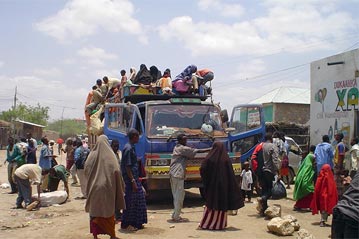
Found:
[314,135,334,173]
[257,133,280,216]
[39,136,56,191]
[4,137,22,194]
[169,134,210,222]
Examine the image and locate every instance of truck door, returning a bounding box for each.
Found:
[228,104,265,162]
[104,103,145,154]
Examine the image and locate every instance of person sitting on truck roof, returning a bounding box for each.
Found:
[193,68,214,94]
[133,64,152,85]
[129,67,137,82]
[103,76,121,98]
[96,79,108,98]
[149,65,162,83]
[85,86,104,115]
[172,65,197,95]
[156,68,172,95]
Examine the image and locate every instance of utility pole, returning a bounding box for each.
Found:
[60,107,65,137]
[13,86,17,110]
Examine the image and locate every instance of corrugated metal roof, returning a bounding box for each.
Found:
[15,119,45,128]
[250,87,310,104]
[0,120,11,127]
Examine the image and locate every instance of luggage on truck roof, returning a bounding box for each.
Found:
[123,94,208,104]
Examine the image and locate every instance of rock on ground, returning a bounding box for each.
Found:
[264,204,281,219]
[296,228,316,239]
[283,214,301,231]
[267,217,295,236]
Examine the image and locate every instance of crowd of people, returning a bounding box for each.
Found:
[3,128,359,239]
[250,131,358,238]
[84,65,214,121]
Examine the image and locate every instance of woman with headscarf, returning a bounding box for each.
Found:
[120,129,147,231]
[310,164,338,227]
[199,142,244,230]
[172,65,197,94]
[133,64,152,85]
[293,145,316,210]
[85,135,125,239]
[149,65,162,83]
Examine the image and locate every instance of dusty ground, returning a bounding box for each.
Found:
[0,149,332,239]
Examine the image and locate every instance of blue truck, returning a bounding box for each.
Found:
[98,88,265,197]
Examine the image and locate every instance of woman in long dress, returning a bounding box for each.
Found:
[199,142,244,230]
[293,146,316,210]
[85,135,125,239]
[310,164,338,227]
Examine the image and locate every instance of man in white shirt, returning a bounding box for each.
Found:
[13,164,42,209]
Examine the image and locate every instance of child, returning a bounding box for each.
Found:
[241,161,253,203]
[280,154,291,189]
[310,164,338,227]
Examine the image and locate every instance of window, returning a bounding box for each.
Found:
[146,104,226,138]
[107,105,134,134]
[231,106,261,134]
[231,134,262,155]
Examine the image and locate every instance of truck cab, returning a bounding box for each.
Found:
[102,92,265,195]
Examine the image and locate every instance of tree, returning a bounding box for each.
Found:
[0,103,49,125]
[46,119,86,138]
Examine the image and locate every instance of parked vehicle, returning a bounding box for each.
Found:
[101,88,266,198]
[283,136,303,184]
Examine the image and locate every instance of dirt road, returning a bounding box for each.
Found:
[0,149,331,239]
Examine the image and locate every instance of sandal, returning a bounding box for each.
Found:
[172,217,189,223]
[124,225,138,231]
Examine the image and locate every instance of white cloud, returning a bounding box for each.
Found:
[236,59,267,79]
[159,2,355,57]
[198,0,244,18]
[77,46,118,66]
[33,67,63,79]
[0,61,4,67]
[35,0,147,43]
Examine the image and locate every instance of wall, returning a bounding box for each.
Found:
[272,103,309,125]
[263,104,274,122]
[310,49,359,146]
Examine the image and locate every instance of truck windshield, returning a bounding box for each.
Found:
[147,104,226,138]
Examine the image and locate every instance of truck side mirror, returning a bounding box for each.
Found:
[221,109,229,123]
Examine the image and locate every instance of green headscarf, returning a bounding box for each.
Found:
[293,153,315,200]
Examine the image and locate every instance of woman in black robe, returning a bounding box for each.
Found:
[199,142,244,230]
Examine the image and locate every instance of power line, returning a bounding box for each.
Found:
[202,32,359,69]
[216,63,309,88]
[16,92,79,110]
[215,38,359,89]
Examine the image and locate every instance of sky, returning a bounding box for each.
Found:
[0,0,359,121]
